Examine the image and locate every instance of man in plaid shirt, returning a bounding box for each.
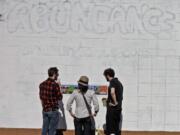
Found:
[39,67,62,135]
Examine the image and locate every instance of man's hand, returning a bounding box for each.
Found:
[92,113,97,117]
[92,111,98,117]
[109,102,118,107]
[56,79,61,86]
[70,111,75,118]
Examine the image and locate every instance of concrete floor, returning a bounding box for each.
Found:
[0,129,180,135]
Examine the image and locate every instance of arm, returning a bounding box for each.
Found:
[39,84,45,106]
[55,83,63,100]
[66,92,75,118]
[92,92,99,116]
[110,87,118,106]
[39,84,44,101]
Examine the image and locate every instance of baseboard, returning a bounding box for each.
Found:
[0,128,179,135]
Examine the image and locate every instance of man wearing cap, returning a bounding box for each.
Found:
[66,76,99,135]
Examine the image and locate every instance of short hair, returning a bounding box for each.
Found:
[103,68,115,77]
[48,67,59,77]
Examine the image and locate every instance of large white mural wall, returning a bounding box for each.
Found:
[0,0,180,131]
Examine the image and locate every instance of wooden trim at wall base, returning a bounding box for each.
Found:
[0,128,179,135]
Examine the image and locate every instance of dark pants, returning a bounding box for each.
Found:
[106,107,122,135]
[55,129,64,135]
[42,110,59,135]
[74,117,92,135]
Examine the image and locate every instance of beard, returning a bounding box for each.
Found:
[105,76,109,82]
[54,75,58,80]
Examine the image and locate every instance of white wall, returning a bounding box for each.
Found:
[0,0,180,131]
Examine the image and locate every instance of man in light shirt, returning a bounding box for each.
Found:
[66,76,99,135]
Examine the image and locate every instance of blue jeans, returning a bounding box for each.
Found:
[42,110,59,135]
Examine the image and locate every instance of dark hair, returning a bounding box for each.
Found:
[48,67,59,77]
[78,83,88,93]
[103,68,115,77]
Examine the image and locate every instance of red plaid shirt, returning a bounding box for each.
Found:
[39,78,62,112]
